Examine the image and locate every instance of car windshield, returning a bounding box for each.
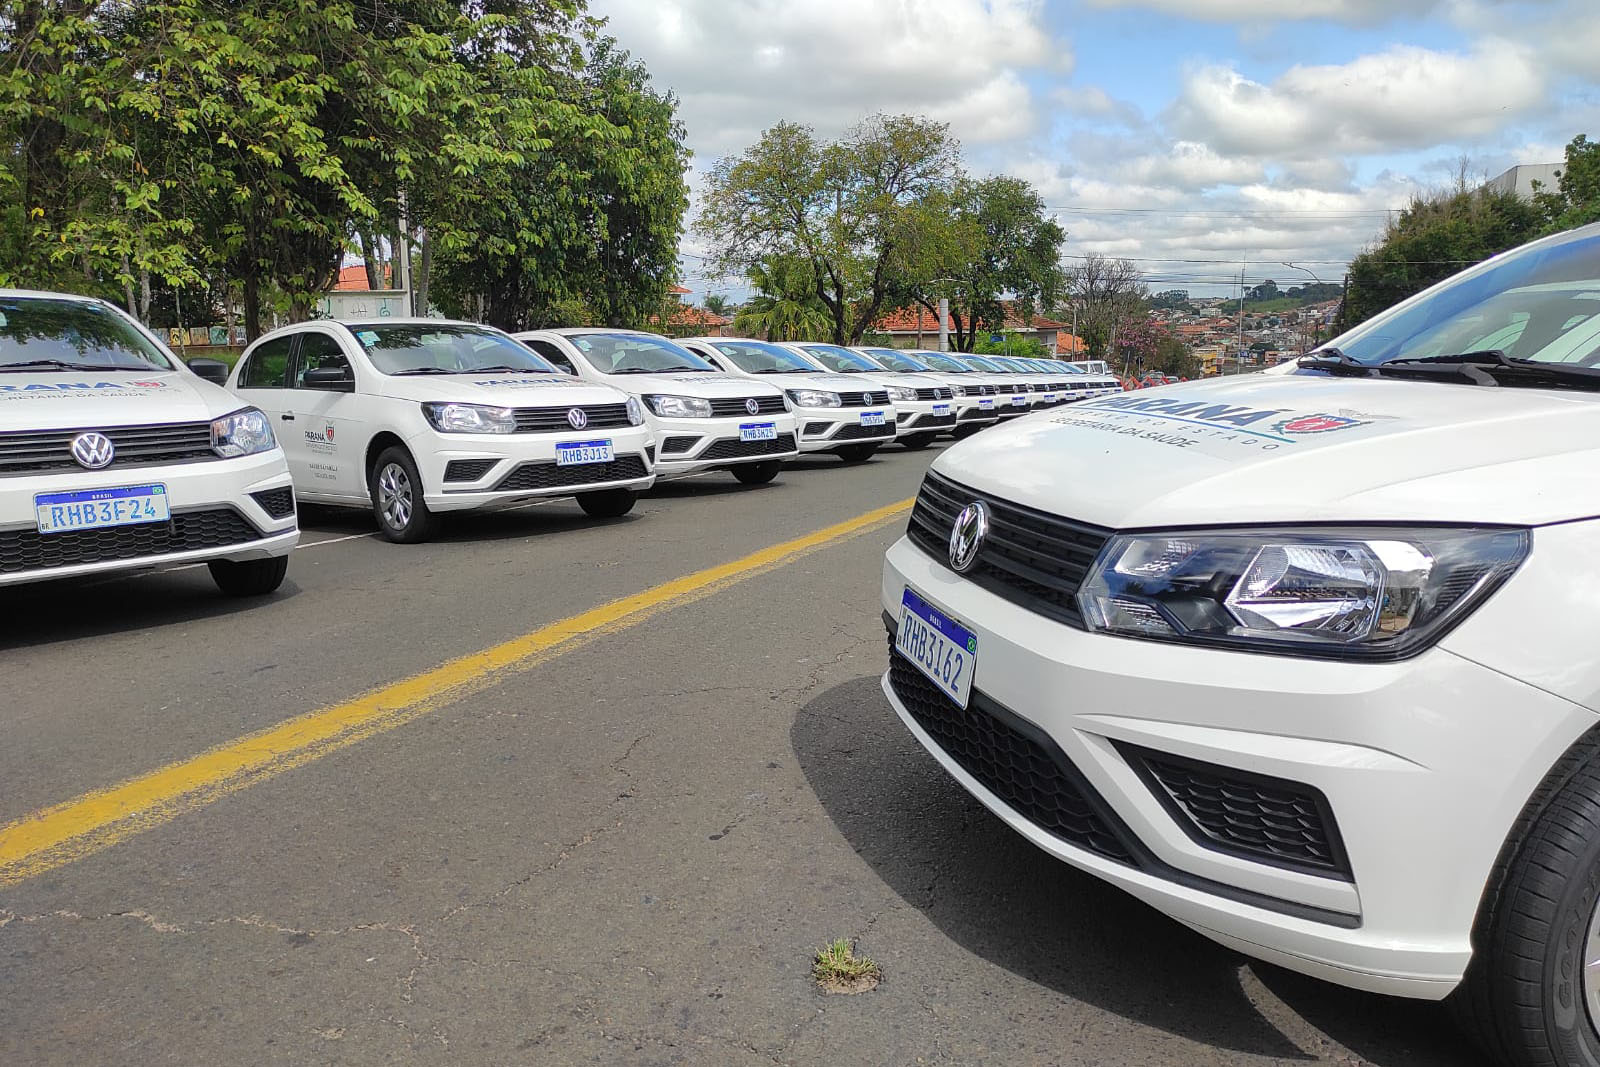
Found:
[862,348,931,372]
[0,297,174,372]
[710,340,819,374]
[566,332,715,374]
[1329,228,1600,368]
[355,324,559,375]
[912,353,972,373]
[801,345,881,373]
[963,355,1006,372]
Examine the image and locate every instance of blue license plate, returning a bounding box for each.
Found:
[35,484,169,534]
[860,410,886,426]
[555,439,614,466]
[895,587,977,708]
[739,421,777,442]
[932,403,952,416]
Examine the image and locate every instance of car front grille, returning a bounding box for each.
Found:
[0,421,218,475]
[699,433,798,460]
[887,643,1133,864]
[708,396,786,417]
[492,454,649,492]
[248,487,296,519]
[443,459,498,483]
[957,407,996,422]
[1119,743,1351,879]
[832,423,894,441]
[907,470,1111,629]
[915,387,954,401]
[512,404,633,432]
[0,507,263,574]
[839,390,891,407]
[958,384,997,397]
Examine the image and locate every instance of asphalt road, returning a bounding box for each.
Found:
[0,442,1487,1066]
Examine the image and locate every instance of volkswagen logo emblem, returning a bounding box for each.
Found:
[566,407,589,430]
[70,431,115,470]
[745,397,760,415]
[948,501,989,573]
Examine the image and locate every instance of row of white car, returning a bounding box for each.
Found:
[0,288,1120,595]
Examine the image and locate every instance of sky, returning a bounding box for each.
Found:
[587,0,1600,300]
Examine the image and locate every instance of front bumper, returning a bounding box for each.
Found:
[0,449,298,587]
[649,413,800,476]
[794,405,898,453]
[890,398,958,438]
[412,424,657,511]
[880,535,1595,999]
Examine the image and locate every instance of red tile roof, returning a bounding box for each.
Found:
[872,306,952,333]
[335,264,393,291]
[669,284,692,295]
[651,304,729,328]
[1056,333,1085,354]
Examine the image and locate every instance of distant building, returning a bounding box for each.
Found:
[1485,163,1563,201]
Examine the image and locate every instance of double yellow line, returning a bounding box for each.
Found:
[0,497,914,888]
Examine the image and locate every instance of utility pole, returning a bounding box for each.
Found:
[938,296,949,352]
[1237,258,1246,375]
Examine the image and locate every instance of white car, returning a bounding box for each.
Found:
[1061,358,1124,398]
[230,319,654,542]
[677,336,899,462]
[881,220,1600,1065]
[945,354,1034,417]
[516,329,798,484]
[899,350,1010,436]
[0,290,296,595]
[780,343,947,453]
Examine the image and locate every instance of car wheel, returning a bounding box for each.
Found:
[1453,729,1600,1066]
[371,446,438,543]
[576,488,637,518]
[899,433,936,451]
[207,555,289,597]
[836,443,880,463]
[732,460,781,485]
[952,423,983,439]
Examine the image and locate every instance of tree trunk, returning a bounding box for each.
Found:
[138,267,152,323]
[243,270,262,341]
[122,255,135,316]
[358,232,382,291]
[415,231,431,317]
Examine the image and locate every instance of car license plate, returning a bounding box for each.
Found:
[978,398,995,409]
[35,484,169,534]
[1012,396,1028,407]
[896,587,977,708]
[932,403,952,416]
[860,410,886,426]
[555,439,614,466]
[739,421,777,442]
[1042,393,1057,403]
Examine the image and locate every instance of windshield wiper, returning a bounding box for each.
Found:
[1297,348,1377,377]
[1378,349,1600,390]
[0,358,144,373]
[466,365,544,374]
[391,367,457,376]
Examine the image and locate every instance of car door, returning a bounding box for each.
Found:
[282,328,364,501]
[231,332,297,449]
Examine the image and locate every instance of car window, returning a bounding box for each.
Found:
[238,336,294,388]
[710,340,819,374]
[0,296,175,371]
[562,333,715,374]
[799,345,879,372]
[295,332,353,388]
[863,349,931,372]
[353,324,559,375]
[913,353,972,373]
[521,337,577,374]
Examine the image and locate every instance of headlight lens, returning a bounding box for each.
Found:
[1078,527,1528,659]
[625,396,644,425]
[786,388,841,408]
[645,393,713,418]
[885,385,918,402]
[210,407,276,457]
[421,402,517,434]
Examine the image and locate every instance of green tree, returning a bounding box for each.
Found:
[1059,253,1146,360]
[1534,134,1600,234]
[731,257,831,341]
[697,115,960,346]
[702,293,733,317]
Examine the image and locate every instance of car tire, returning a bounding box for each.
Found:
[899,433,936,451]
[732,461,781,485]
[371,446,438,543]
[207,555,289,597]
[576,488,637,518]
[1452,727,1600,1066]
[951,423,983,439]
[836,443,880,464]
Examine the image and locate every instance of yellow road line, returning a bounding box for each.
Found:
[0,496,915,888]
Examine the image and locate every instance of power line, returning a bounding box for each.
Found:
[1048,205,1400,217]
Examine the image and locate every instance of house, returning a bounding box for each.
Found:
[1056,333,1085,356]
[869,301,1068,351]
[1484,163,1563,201]
[651,295,730,338]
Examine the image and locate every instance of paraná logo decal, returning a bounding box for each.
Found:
[1272,413,1370,435]
[0,380,168,393]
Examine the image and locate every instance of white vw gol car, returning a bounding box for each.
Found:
[882,222,1600,1066]
[515,329,797,484]
[675,336,902,461]
[229,320,654,542]
[0,290,296,595]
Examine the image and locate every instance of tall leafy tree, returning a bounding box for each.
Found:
[1059,253,1147,360]
[731,257,831,341]
[1534,134,1600,234]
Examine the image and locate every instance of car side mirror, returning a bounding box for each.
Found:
[187,358,230,385]
[303,365,354,391]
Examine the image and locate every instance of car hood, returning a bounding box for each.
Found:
[592,372,783,398]
[729,372,860,393]
[931,372,1600,527]
[0,369,235,429]
[380,373,631,407]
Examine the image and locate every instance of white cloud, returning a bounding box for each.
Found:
[1084,0,1447,23]
[1167,41,1547,159]
[1051,86,1145,128]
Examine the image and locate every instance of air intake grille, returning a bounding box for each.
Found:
[0,508,262,574]
[832,423,894,441]
[443,459,498,483]
[493,455,648,492]
[699,433,797,460]
[249,487,296,519]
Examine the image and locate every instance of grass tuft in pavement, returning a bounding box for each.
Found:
[812,937,882,994]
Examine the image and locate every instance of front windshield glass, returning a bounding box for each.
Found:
[0,297,174,372]
[862,348,932,372]
[565,332,715,374]
[963,355,1007,372]
[710,340,818,374]
[994,358,1030,372]
[913,353,972,373]
[1331,228,1600,366]
[801,344,880,373]
[355,324,559,375]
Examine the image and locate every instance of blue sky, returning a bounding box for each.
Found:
[590,0,1600,297]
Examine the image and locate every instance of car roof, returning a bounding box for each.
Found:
[0,288,109,304]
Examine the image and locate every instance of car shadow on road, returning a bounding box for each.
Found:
[790,674,1487,1065]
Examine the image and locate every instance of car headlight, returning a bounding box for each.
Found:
[786,388,841,408]
[1078,527,1528,660]
[645,394,713,418]
[211,407,276,457]
[421,402,517,434]
[625,396,644,425]
[885,385,918,402]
